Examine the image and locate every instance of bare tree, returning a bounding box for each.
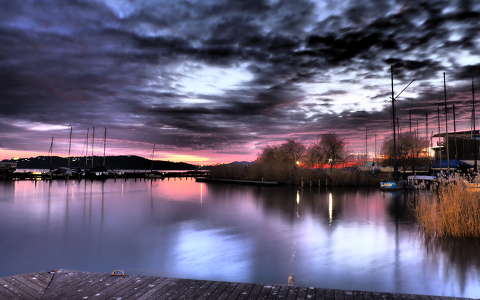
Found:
[258,140,305,168]
[320,133,345,168]
[382,133,428,171]
[278,140,306,167]
[305,143,325,168]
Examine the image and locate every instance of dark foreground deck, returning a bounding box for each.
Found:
[0,270,473,300]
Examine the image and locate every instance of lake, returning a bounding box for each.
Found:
[0,179,478,298]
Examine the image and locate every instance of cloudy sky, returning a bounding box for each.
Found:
[1,0,479,163]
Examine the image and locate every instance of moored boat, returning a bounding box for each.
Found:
[380,181,403,191]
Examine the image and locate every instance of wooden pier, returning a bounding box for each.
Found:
[196,177,280,186]
[0,270,473,300]
[4,170,208,181]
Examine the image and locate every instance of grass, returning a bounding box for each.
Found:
[416,183,480,238]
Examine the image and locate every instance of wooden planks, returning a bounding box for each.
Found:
[0,270,475,300]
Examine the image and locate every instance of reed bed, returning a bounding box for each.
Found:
[208,163,381,187]
[416,183,480,238]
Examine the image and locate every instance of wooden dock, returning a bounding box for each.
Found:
[196,177,280,185]
[0,270,473,300]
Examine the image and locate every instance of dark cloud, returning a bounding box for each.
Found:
[0,0,479,160]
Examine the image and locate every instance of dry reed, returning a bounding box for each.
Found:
[416,183,480,238]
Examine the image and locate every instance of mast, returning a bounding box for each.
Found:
[150,144,156,172]
[374,133,377,163]
[49,136,54,170]
[391,66,398,178]
[91,126,95,169]
[409,111,412,134]
[103,128,107,168]
[84,128,89,170]
[425,112,429,159]
[453,104,457,160]
[437,104,442,164]
[416,120,419,140]
[365,127,367,162]
[473,78,477,171]
[443,72,450,170]
[68,126,72,168]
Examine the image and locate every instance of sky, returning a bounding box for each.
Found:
[1,0,479,164]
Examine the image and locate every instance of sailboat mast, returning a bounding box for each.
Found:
[437,104,442,164]
[91,126,95,169]
[150,144,156,172]
[49,136,54,170]
[68,126,72,168]
[409,111,412,134]
[443,72,450,170]
[365,127,369,163]
[425,112,429,159]
[473,78,477,171]
[85,128,89,169]
[390,66,398,177]
[103,128,107,168]
[453,104,457,160]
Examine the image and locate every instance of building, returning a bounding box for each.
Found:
[432,130,480,165]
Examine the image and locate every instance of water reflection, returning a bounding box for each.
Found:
[0,179,478,298]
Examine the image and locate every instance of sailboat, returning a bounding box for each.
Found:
[84,127,110,179]
[379,66,415,191]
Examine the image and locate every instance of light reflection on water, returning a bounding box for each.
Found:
[0,179,479,298]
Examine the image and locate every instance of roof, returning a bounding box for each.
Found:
[433,130,480,138]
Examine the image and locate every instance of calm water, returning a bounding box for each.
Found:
[0,179,479,297]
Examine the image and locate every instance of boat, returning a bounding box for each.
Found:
[407,175,437,190]
[146,171,165,179]
[380,181,403,191]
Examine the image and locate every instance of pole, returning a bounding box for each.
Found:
[68,126,72,168]
[453,104,458,160]
[473,78,477,171]
[437,104,442,164]
[103,128,107,168]
[443,72,450,170]
[85,128,89,170]
[409,111,412,134]
[397,116,400,136]
[150,144,156,172]
[91,126,95,169]
[49,136,54,170]
[365,127,368,163]
[416,120,419,140]
[391,66,398,178]
[425,112,429,159]
[374,133,377,163]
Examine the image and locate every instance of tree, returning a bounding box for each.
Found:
[382,133,428,171]
[319,133,345,168]
[278,140,305,167]
[257,140,306,167]
[305,143,325,168]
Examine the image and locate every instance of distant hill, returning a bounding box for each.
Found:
[204,161,254,169]
[4,156,198,170]
[229,161,254,166]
